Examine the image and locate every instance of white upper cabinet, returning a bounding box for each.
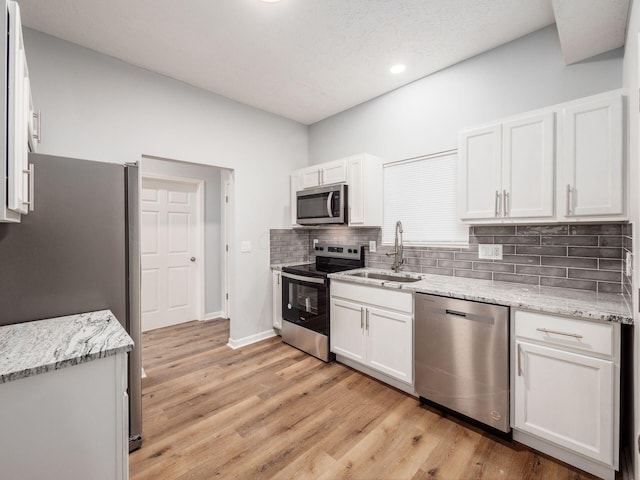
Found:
[290,171,301,227]
[1,0,36,223]
[559,93,624,219]
[458,124,502,220]
[458,90,625,224]
[291,153,384,227]
[346,153,383,227]
[299,158,347,189]
[459,111,554,222]
[502,112,555,219]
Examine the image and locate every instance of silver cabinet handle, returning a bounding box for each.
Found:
[503,190,509,217]
[321,169,324,185]
[22,164,34,211]
[32,110,41,143]
[317,169,321,185]
[536,327,583,339]
[360,307,364,329]
[495,191,501,217]
[277,273,280,285]
[366,309,370,333]
[566,184,572,216]
[517,343,522,376]
[190,256,196,262]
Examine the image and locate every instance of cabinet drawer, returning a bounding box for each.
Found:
[515,310,613,357]
[331,280,412,313]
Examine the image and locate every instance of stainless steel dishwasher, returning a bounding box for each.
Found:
[415,293,510,433]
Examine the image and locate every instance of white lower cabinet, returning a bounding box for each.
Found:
[330,298,366,362]
[272,270,283,330]
[330,281,413,387]
[512,310,619,480]
[0,353,129,480]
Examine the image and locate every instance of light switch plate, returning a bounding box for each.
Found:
[478,244,503,260]
[240,241,251,253]
[369,240,376,253]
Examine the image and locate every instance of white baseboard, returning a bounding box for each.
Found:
[202,311,226,321]
[227,329,277,349]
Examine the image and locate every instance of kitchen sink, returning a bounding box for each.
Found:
[347,271,421,283]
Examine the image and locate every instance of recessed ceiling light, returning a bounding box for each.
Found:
[390,64,406,74]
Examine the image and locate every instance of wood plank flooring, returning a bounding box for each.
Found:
[130,320,598,480]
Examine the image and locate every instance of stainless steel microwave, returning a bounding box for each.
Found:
[296,184,348,225]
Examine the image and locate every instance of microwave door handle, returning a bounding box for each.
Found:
[326,191,334,218]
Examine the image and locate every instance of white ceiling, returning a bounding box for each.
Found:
[17,0,628,125]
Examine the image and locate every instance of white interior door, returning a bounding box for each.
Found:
[141,177,201,331]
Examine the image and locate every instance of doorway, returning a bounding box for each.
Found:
[140,175,204,331]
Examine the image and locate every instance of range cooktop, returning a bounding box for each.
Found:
[282,243,365,279]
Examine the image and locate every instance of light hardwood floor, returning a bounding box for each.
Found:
[130,320,597,480]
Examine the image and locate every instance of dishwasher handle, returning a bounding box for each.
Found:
[445,309,467,318]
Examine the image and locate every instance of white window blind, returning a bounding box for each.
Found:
[383,151,469,246]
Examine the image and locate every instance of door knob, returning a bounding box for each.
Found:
[190,257,196,262]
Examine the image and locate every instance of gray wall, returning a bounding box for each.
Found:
[141,157,224,316]
[23,28,309,342]
[309,25,623,164]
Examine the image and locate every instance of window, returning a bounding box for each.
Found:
[383,150,469,246]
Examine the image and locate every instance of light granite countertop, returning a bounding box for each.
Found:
[271,261,313,271]
[0,310,133,384]
[329,268,633,324]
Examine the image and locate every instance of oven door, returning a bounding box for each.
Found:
[281,272,328,335]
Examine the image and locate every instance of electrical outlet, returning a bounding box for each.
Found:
[313,239,319,248]
[240,241,251,253]
[478,244,503,260]
[369,240,376,253]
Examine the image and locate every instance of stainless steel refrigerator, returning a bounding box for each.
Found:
[0,153,143,452]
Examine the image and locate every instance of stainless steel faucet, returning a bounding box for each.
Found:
[386,220,405,272]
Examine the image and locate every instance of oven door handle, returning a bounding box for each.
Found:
[281,272,326,285]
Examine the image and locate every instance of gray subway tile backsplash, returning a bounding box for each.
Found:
[270,222,632,294]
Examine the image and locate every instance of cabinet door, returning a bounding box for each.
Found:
[562,94,623,217]
[272,271,282,329]
[299,167,321,189]
[458,124,502,220]
[347,156,364,225]
[330,298,366,362]
[502,112,555,219]
[514,340,614,465]
[321,159,347,185]
[7,1,30,215]
[290,173,300,227]
[366,307,413,384]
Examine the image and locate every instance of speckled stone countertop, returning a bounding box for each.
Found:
[0,310,133,384]
[271,261,312,271]
[329,268,633,324]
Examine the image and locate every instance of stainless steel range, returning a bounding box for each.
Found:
[281,243,365,362]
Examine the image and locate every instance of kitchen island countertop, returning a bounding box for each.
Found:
[0,310,133,384]
[329,268,633,324]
